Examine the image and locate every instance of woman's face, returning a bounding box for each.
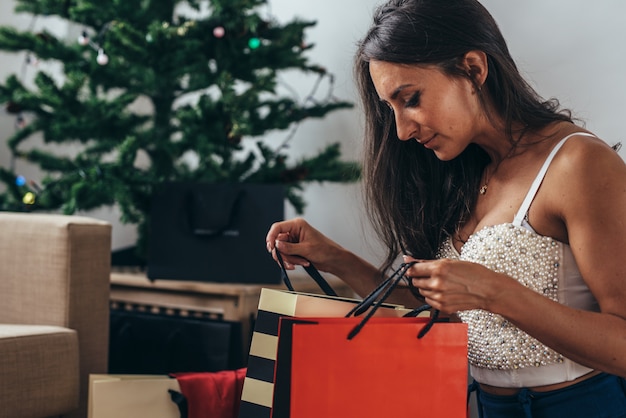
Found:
[369,60,486,161]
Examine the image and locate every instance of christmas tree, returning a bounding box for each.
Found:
[0,0,359,258]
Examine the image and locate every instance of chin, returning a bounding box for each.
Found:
[432,149,456,161]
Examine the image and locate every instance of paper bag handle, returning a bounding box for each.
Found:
[275,251,338,297]
[275,253,441,339]
[346,261,441,340]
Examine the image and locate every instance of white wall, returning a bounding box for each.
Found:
[1,1,626,267]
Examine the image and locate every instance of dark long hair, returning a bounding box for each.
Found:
[355,0,573,272]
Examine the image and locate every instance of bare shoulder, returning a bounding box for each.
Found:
[551,132,626,183]
[546,131,626,225]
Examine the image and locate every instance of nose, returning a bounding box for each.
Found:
[394,110,419,141]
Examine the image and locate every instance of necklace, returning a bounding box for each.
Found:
[480,137,523,195]
[479,159,504,195]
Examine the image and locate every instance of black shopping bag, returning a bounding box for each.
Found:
[147,182,284,284]
[108,309,244,374]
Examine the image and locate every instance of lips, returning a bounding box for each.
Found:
[417,134,437,147]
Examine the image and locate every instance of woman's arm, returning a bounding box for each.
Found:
[533,136,626,376]
[266,218,423,305]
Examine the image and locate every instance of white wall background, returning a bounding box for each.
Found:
[1,0,626,268]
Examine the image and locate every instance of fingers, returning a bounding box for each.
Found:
[405,259,449,309]
[266,219,313,269]
[265,218,307,252]
[265,218,338,273]
[276,255,310,270]
[265,233,289,253]
[406,259,493,314]
[273,240,310,268]
[403,256,433,280]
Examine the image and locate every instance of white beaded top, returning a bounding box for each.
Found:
[439,133,599,386]
[439,225,564,370]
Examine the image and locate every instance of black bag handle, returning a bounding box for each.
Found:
[168,389,188,418]
[275,251,338,297]
[275,253,440,339]
[185,185,244,237]
[346,261,441,340]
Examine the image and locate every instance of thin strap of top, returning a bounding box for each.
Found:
[512,132,596,226]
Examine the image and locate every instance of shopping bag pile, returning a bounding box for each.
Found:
[239,255,469,418]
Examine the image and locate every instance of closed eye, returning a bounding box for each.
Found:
[405,91,421,108]
[381,100,393,112]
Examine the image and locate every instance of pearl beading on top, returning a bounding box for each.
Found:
[439,223,565,370]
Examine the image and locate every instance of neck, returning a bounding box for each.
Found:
[475,121,530,165]
[477,132,520,196]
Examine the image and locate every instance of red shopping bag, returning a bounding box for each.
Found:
[170,369,247,418]
[272,316,468,418]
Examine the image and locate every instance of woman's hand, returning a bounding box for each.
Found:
[403,255,519,315]
[265,217,347,273]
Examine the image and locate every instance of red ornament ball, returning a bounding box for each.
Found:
[213,26,225,38]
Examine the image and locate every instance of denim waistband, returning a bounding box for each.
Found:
[468,373,626,418]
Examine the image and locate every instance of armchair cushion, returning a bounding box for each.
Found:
[0,325,79,417]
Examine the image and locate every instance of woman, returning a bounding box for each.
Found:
[266,0,626,416]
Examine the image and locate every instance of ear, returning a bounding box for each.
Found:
[461,50,488,89]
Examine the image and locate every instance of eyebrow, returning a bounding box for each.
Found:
[390,84,414,100]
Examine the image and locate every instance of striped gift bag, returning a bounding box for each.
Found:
[238,288,410,418]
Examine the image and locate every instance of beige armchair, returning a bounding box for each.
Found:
[0,212,112,418]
